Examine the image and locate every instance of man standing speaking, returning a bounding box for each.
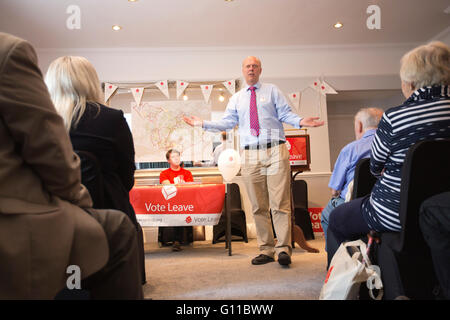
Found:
[184,56,324,267]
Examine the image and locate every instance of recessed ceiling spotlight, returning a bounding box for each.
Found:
[225,0,234,2]
[112,25,122,31]
[334,22,343,29]
[128,0,138,2]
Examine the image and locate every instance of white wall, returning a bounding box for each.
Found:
[36,43,417,83]
[35,43,419,220]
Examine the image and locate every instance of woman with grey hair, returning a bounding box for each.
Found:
[326,41,450,263]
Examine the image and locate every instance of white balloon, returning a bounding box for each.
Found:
[217,149,241,182]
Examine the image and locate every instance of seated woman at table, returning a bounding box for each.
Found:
[160,149,194,251]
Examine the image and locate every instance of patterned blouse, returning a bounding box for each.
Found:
[362,85,450,232]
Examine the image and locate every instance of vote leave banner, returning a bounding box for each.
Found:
[308,207,324,234]
[130,184,225,226]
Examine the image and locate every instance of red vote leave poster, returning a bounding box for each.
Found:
[285,135,310,169]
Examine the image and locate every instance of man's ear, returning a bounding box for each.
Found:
[355,120,363,138]
[357,120,363,133]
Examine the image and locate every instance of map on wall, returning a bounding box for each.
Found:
[131,100,213,162]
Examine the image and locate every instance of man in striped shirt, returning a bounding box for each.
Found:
[326,41,450,263]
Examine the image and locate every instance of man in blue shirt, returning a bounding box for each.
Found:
[321,107,383,250]
[184,56,324,267]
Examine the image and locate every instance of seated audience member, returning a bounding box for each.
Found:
[45,55,146,284]
[194,131,227,167]
[326,41,450,263]
[0,32,143,299]
[321,108,383,249]
[160,149,194,251]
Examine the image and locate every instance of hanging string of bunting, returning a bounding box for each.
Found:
[102,79,240,105]
[103,77,337,112]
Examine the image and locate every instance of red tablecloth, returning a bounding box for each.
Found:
[130,183,225,226]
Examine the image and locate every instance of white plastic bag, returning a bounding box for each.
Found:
[319,240,383,300]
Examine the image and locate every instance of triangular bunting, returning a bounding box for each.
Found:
[320,80,338,95]
[200,84,214,103]
[131,87,145,106]
[309,79,322,93]
[223,79,235,95]
[288,92,301,110]
[104,83,118,103]
[176,80,189,99]
[155,80,170,99]
[309,78,338,95]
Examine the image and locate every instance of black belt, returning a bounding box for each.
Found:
[244,140,285,150]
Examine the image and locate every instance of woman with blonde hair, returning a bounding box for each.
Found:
[45,56,146,284]
[326,41,450,264]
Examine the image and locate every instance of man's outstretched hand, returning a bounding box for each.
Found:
[183,115,203,127]
[300,117,325,127]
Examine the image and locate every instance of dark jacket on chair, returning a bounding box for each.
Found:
[70,102,138,226]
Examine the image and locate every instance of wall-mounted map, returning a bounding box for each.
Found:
[131,100,213,162]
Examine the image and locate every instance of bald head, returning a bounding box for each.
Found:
[242,56,261,68]
[354,107,384,139]
[242,56,262,86]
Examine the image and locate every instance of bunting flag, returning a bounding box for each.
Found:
[310,79,322,93]
[223,79,235,95]
[104,83,118,103]
[320,80,338,95]
[155,80,170,99]
[200,84,214,103]
[288,92,301,110]
[176,80,189,99]
[309,78,337,120]
[310,79,337,95]
[131,87,145,107]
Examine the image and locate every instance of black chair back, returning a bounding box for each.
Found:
[293,179,308,209]
[291,179,314,240]
[390,139,450,252]
[378,139,450,299]
[75,150,105,208]
[352,158,377,199]
[228,183,244,212]
[212,183,248,243]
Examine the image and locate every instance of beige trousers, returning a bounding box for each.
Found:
[241,143,292,257]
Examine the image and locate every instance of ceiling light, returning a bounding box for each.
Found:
[219,94,225,102]
[128,0,138,2]
[112,25,122,31]
[183,94,189,101]
[334,22,343,29]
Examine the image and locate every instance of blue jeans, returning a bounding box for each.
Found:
[321,197,345,251]
[326,196,372,268]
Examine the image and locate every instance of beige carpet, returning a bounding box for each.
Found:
[142,236,327,300]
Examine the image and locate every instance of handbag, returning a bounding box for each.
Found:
[319,239,383,300]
